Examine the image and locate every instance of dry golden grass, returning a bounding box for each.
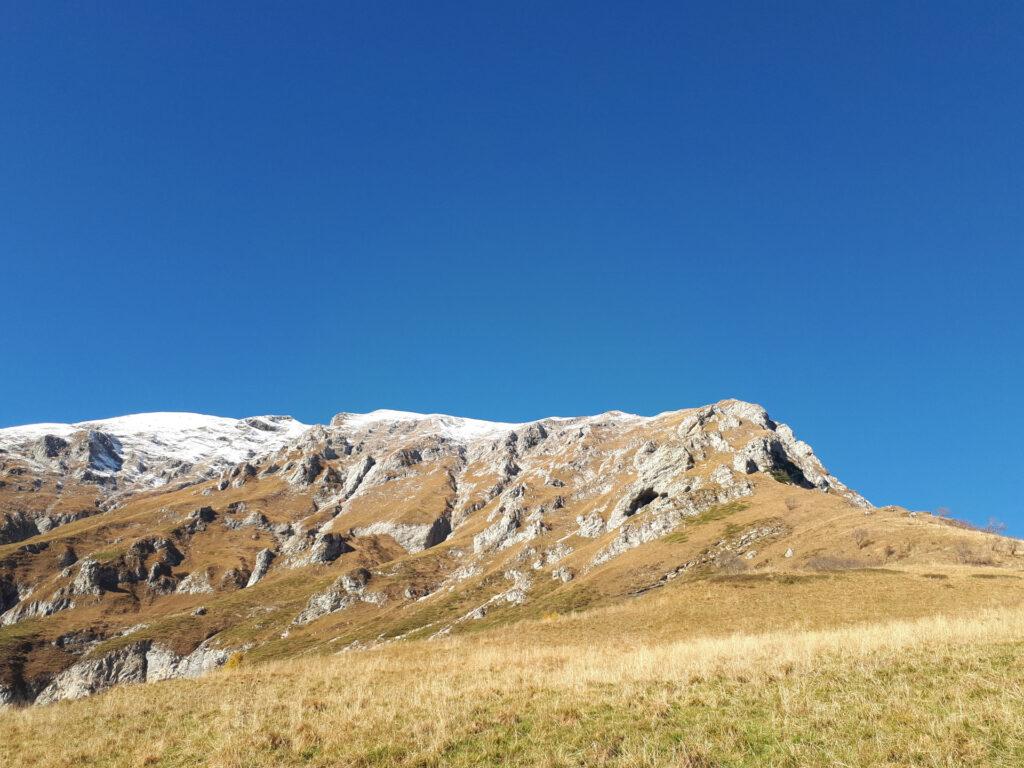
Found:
[4,573,1024,768]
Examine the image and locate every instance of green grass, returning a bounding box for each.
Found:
[662,531,690,544]
[89,547,127,562]
[689,500,750,527]
[722,516,780,538]
[0,619,42,656]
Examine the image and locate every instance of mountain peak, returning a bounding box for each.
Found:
[8,397,1015,709]
[0,411,309,489]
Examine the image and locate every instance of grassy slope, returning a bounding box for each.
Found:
[3,468,1022,703]
[3,565,1024,768]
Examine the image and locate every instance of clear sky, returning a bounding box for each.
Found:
[1,3,1021,533]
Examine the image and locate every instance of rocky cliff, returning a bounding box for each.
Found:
[1,400,1015,706]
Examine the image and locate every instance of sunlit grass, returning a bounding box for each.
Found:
[4,598,1024,767]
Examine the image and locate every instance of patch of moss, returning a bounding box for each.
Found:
[0,619,44,656]
[89,547,127,563]
[690,500,750,528]
[710,572,825,586]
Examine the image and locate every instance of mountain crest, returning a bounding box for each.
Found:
[10,399,985,709]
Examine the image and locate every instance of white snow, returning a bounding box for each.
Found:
[332,409,523,441]
[0,412,310,486]
[331,408,651,442]
[0,407,659,486]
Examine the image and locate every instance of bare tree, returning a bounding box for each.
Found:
[955,540,995,566]
[983,517,1008,535]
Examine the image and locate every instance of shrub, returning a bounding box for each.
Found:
[224,652,245,670]
[955,541,995,566]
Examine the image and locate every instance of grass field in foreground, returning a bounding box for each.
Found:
[3,569,1024,768]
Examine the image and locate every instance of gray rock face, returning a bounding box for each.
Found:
[607,486,664,530]
[229,462,257,488]
[710,464,737,487]
[294,567,386,625]
[380,448,422,474]
[35,642,149,705]
[340,567,371,594]
[531,542,573,570]
[178,506,216,535]
[144,641,232,682]
[473,508,522,553]
[293,587,354,626]
[576,512,606,538]
[175,570,214,594]
[729,428,869,507]
[353,516,451,553]
[343,456,376,497]
[290,454,323,486]
[71,558,111,596]
[592,482,754,568]
[245,548,276,587]
[0,594,75,626]
[33,639,235,705]
[501,570,532,605]
[0,683,20,709]
[552,566,574,583]
[34,508,101,536]
[282,529,352,567]
[34,434,70,462]
[57,546,78,568]
[308,533,351,564]
[78,430,125,475]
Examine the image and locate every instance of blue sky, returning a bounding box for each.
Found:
[1,3,1021,533]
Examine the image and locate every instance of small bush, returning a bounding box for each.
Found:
[955,541,995,566]
[224,652,245,670]
[983,517,1008,535]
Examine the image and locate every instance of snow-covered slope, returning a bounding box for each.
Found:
[0,398,914,708]
[0,403,862,507]
[0,412,309,488]
[329,409,524,442]
[327,408,653,444]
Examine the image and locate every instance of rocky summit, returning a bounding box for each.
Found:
[0,400,1018,707]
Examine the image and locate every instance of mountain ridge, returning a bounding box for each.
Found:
[2,398,1018,708]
